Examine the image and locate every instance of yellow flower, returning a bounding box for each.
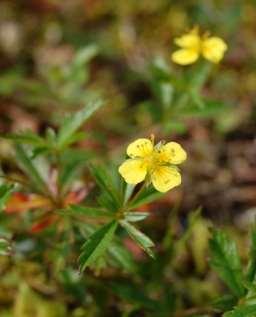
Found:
[171,27,227,65]
[118,137,187,193]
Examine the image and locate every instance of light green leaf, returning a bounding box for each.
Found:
[120,220,155,258]
[79,221,118,271]
[0,184,14,212]
[124,212,149,222]
[0,237,11,256]
[209,230,245,298]
[57,99,103,149]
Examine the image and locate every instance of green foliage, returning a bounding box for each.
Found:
[0,184,14,212]
[57,99,103,149]
[79,220,118,271]
[120,220,155,258]
[209,230,245,298]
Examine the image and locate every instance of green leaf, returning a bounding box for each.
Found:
[90,165,121,211]
[224,304,256,317]
[0,184,14,212]
[110,281,159,311]
[120,220,155,258]
[212,294,237,311]
[246,226,256,283]
[57,99,103,149]
[209,230,245,298]
[15,145,48,194]
[79,221,118,271]
[69,205,114,218]
[58,149,93,193]
[124,212,149,222]
[73,45,98,67]
[2,131,46,146]
[128,186,162,210]
[108,240,137,272]
[0,237,11,256]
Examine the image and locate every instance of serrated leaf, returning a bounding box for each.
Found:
[120,220,155,258]
[209,230,245,298]
[79,221,118,271]
[124,211,149,222]
[57,99,103,149]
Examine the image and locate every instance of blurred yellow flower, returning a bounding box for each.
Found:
[171,27,227,65]
[118,137,187,193]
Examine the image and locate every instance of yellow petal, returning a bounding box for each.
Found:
[151,166,181,193]
[157,142,187,165]
[174,29,200,48]
[127,138,153,158]
[202,36,227,63]
[171,49,199,65]
[118,159,147,184]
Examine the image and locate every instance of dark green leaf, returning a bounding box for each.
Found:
[69,205,114,218]
[209,230,245,298]
[79,221,118,271]
[224,304,256,317]
[212,294,237,311]
[90,165,121,211]
[128,186,162,210]
[110,281,159,311]
[108,240,137,272]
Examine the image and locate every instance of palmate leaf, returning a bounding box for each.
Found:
[57,99,103,149]
[79,221,118,271]
[120,220,155,258]
[209,230,245,298]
